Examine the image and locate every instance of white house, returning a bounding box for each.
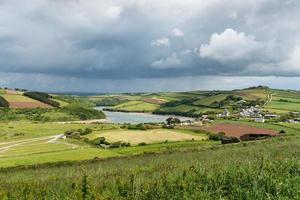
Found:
[254,117,265,123]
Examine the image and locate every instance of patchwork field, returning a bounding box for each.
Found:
[112,100,160,112]
[0,121,213,168]
[2,93,51,108]
[87,129,206,145]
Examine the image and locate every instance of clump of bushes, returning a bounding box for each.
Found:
[0,96,9,108]
[64,128,93,139]
[162,124,174,129]
[221,136,241,144]
[127,123,147,130]
[138,142,147,146]
[208,132,225,141]
[63,104,105,120]
[109,141,131,148]
[208,132,240,144]
[279,130,286,134]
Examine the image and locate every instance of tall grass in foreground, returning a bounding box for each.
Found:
[0,137,299,199]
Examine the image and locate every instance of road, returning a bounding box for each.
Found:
[263,93,273,107]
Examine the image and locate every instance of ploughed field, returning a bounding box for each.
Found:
[202,123,278,138]
[2,93,51,109]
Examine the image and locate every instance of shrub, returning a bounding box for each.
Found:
[127,123,147,130]
[208,134,222,141]
[0,96,9,108]
[162,124,174,129]
[64,104,105,120]
[91,137,109,145]
[221,136,240,144]
[109,141,122,148]
[138,142,147,146]
[79,128,93,136]
[279,130,286,134]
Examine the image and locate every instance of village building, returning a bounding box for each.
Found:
[254,117,265,123]
[217,109,230,118]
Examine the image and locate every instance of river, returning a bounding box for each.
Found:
[95,106,193,124]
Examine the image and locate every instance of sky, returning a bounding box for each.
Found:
[0,0,300,92]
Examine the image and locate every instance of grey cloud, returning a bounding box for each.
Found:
[0,0,300,91]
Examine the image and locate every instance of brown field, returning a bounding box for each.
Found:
[2,94,51,109]
[202,124,277,138]
[9,102,51,109]
[5,90,19,95]
[142,98,165,105]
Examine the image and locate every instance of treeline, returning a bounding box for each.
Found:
[63,104,105,120]
[0,96,9,107]
[93,97,129,106]
[24,92,60,107]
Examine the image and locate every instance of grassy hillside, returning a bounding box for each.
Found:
[0,135,299,199]
[92,87,272,117]
[0,90,105,122]
[263,89,300,114]
[111,100,160,112]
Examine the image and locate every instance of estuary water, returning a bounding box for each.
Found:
[95,106,192,124]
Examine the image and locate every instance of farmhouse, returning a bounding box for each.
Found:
[264,114,280,119]
[240,106,261,117]
[217,109,230,118]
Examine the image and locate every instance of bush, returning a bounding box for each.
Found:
[208,134,222,141]
[79,128,93,136]
[109,141,122,148]
[138,142,147,146]
[0,96,9,108]
[127,123,147,130]
[64,104,105,120]
[162,124,174,129]
[90,137,110,146]
[279,130,286,134]
[221,136,241,144]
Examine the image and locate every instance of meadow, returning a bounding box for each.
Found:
[0,87,300,199]
[85,129,207,145]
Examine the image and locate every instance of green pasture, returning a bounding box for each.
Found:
[0,122,102,141]
[0,136,298,199]
[112,100,159,112]
[266,100,300,112]
[193,94,228,106]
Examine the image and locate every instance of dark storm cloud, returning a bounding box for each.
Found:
[0,0,300,91]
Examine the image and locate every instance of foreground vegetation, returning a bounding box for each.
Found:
[0,86,300,199]
[0,136,299,199]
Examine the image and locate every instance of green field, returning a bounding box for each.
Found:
[111,100,160,112]
[0,121,214,168]
[95,87,273,117]
[86,129,206,145]
[266,100,300,112]
[0,135,299,199]
[193,94,228,106]
[0,87,300,199]
[264,90,300,113]
[0,120,298,168]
